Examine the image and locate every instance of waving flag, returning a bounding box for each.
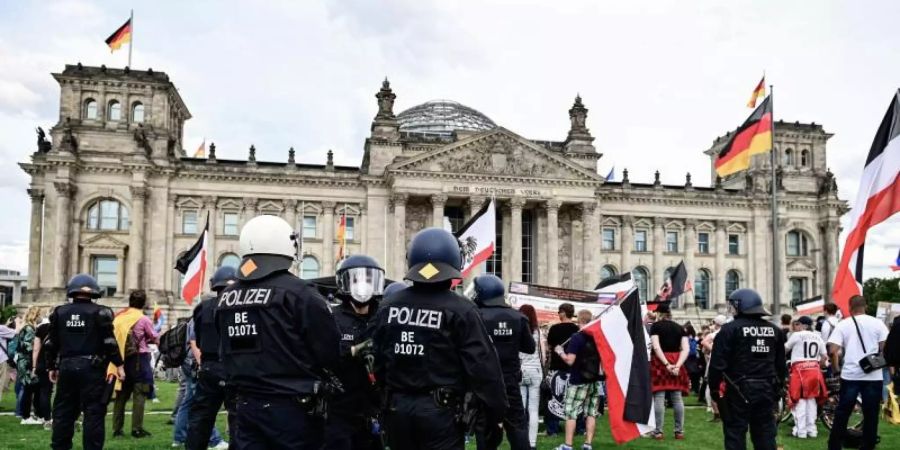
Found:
[105,17,132,52]
[654,261,691,306]
[594,272,634,304]
[715,96,773,177]
[175,214,208,305]
[893,249,900,272]
[794,295,825,315]
[584,287,655,444]
[336,211,347,261]
[605,166,615,181]
[454,198,496,277]
[832,90,900,314]
[747,75,766,108]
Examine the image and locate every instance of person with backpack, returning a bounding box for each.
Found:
[552,309,603,450]
[648,303,690,440]
[111,290,159,439]
[31,311,54,427]
[0,316,22,406]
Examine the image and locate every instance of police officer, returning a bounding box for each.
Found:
[325,254,386,450]
[708,289,786,450]
[45,274,125,450]
[216,215,341,449]
[382,281,407,299]
[186,265,238,450]
[372,227,507,450]
[472,274,535,450]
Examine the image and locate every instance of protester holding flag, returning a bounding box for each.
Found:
[111,290,159,439]
[544,303,580,436]
[648,303,690,440]
[553,310,604,450]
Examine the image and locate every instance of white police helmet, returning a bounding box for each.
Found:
[239,215,296,258]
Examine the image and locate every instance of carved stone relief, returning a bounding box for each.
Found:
[558,209,572,288]
[404,201,430,252]
[423,136,564,178]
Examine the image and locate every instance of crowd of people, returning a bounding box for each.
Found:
[0,215,898,450]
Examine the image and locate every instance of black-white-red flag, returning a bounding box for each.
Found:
[454,198,496,277]
[833,90,900,313]
[175,214,209,305]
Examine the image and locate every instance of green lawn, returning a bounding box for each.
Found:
[1,382,898,449]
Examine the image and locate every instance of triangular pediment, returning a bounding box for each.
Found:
[389,128,602,182]
[80,233,129,250]
[786,257,816,272]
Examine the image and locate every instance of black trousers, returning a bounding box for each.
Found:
[51,358,108,450]
[476,381,529,450]
[232,394,324,450]
[384,392,463,450]
[186,367,236,450]
[721,378,777,450]
[324,410,382,450]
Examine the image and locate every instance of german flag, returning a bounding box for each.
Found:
[105,18,132,52]
[336,211,347,261]
[715,95,772,177]
[747,76,766,108]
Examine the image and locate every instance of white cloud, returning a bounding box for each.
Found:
[0,0,897,282]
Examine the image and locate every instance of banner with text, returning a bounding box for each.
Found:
[508,282,614,324]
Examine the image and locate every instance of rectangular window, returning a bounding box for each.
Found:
[728,234,740,255]
[602,228,615,251]
[182,211,198,235]
[666,231,679,253]
[790,277,807,303]
[100,200,119,230]
[345,217,355,240]
[634,230,648,252]
[787,232,799,256]
[92,256,118,297]
[445,207,465,233]
[521,210,534,283]
[302,215,317,239]
[698,232,710,254]
[223,212,239,236]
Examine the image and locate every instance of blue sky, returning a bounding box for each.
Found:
[0,0,897,280]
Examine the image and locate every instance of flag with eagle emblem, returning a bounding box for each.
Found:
[454,198,496,277]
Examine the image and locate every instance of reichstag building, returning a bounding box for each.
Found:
[19,65,847,318]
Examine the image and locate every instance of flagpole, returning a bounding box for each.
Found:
[770,84,781,318]
[128,9,133,68]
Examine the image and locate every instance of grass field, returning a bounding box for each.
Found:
[2,381,898,449]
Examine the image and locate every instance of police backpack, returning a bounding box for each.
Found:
[157,321,188,369]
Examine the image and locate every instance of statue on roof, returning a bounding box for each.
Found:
[36,127,52,153]
[375,78,396,120]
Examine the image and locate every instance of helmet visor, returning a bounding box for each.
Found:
[338,267,385,303]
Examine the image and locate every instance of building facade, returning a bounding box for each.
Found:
[19,65,847,318]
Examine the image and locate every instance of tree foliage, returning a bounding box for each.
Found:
[862,276,900,315]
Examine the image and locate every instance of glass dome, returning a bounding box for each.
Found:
[397,100,496,135]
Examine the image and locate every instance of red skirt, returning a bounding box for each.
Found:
[788,361,828,407]
[650,352,691,394]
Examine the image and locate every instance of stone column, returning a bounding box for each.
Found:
[12,281,22,305]
[359,204,368,254]
[391,193,407,279]
[545,200,560,287]
[165,194,177,295]
[53,181,75,288]
[822,219,839,302]
[714,220,727,309]
[27,188,44,289]
[509,198,525,282]
[582,201,598,290]
[775,218,789,310]
[322,200,336,276]
[204,196,218,271]
[684,219,697,308]
[431,194,447,228]
[126,186,148,291]
[283,199,297,229]
[620,215,634,275]
[652,216,665,299]
[241,198,257,225]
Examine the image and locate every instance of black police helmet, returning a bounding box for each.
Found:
[405,227,463,283]
[727,288,770,316]
[473,274,506,307]
[337,254,383,274]
[66,273,102,299]
[383,282,407,298]
[210,266,238,291]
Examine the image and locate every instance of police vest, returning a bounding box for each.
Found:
[195,297,221,360]
[479,306,527,377]
[54,301,107,358]
[727,317,780,380]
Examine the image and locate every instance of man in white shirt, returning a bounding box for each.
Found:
[785,316,827,438]
[827,296,889,450]
[820,303,840,344]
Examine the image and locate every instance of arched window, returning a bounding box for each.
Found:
[301,256,320,279]
[695,269,711,309]
[600,265,617,281]
[86,199,129,231]
[132,102,145,123]
[800,150,809,167]
[633,267,649,302]
[784,148,794,166]
[786,230,809,256]
[219,253,241,269]
[84,99,98,120]
[107,100,121,121]
[726,270,741,297]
